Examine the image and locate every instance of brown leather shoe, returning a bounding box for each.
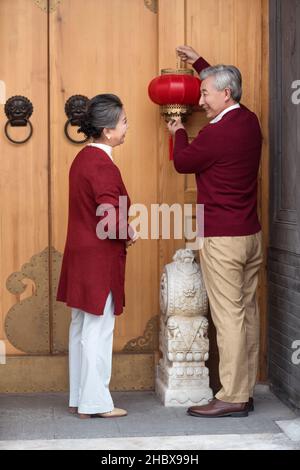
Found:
[78,408,127,419]
[248,397,254,412]
[188,398,248,418]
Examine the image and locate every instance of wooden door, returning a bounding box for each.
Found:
[170,0,270,387]
[0,0,160,392]
[0,0,49,365]
[0,0,269,392]
[49,0,159,388]
[269,0,300,409]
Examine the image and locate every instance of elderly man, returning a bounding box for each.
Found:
[168,45,263,418]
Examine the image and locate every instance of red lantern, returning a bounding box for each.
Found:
[148,68,200,159]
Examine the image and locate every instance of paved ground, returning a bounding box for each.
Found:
[0,386,299,450]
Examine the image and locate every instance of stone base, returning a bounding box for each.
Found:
[156,375,213,407]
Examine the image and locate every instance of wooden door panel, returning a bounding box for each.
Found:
[269,0,300,408]
[50,0,159,352]
[184,0,269,384]
[0,0,49,355]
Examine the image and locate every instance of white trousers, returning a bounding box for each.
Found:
[68,291,115,414]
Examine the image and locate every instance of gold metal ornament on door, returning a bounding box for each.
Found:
[33,0,61,13]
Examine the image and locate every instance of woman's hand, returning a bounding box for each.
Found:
[167,117,185,136]
[126,225,138,248]
[176,45,200,65]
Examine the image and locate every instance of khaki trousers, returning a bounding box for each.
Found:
[199,232,263,403]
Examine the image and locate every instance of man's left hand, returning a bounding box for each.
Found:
[167,117,185,135]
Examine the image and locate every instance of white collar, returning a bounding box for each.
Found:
[87,143,113,162]
[210,103,241,124]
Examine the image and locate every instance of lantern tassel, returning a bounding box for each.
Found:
[169,134,174,161]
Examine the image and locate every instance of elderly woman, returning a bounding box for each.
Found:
[57,94,135,419]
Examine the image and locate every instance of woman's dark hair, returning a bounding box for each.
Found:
[78,94,123,139]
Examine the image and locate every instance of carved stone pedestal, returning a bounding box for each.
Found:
[156,249,213,407]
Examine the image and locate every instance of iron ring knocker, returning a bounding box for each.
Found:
[64,119,88,144]
[64,94,90,144]
[4,96,34,144]
[5,119,33,144]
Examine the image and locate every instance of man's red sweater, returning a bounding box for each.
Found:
[173,57,262,237]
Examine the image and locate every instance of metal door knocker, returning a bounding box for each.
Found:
[64,94,89,144]
[4,96,33,144]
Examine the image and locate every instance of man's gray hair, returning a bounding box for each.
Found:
[200,65,242,102]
